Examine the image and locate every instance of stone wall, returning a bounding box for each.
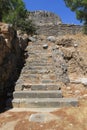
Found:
[0,23,28,111]
[28,11,62,26]
[28,11,83,36]
[36,24,83,36]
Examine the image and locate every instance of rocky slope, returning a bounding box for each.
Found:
[0,23,28,111]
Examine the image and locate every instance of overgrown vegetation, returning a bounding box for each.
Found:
[64,0,87,34]
[0,0,36,34]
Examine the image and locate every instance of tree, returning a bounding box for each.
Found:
[0,0,36,34]
[64,0,87,33]
[3,0,26,26]
[0,0,13,21]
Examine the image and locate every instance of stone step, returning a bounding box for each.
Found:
[28,57,53,61]
[27,52,52,56]
[27,58,53,62]
[31,84,60,90]
[24,69,54,74]
[28,56,52,60]
[13,90,62,98]
[19,75,56,82]
[29,46,52,50]
[26,45,46,48]
[22,79,56,85]
[27,46,48,52]
[21,69,55,75]
[17,78,56,85]
[29,54,52,58]
[28,52,52,55]
[20,73,56,78]
[26,45,50,49]
[15,84,60,91]
[12,98,78,108]
[26,60,53,64]
[28,63,53,66]
[28,50,52,54]
[23,66,54,70]
[26,61,53,64]
[23,67,53,71]
[41,79,56,84]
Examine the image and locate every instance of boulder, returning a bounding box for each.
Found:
[47,36,56,42]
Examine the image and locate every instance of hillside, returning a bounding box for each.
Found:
[0,11,87,130]
[0,33,87,130]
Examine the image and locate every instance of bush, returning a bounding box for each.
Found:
[17,19,36,35]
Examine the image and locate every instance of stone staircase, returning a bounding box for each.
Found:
[12,39,78,108]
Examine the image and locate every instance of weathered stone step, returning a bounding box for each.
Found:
[27,47,49,50]
[20,74,56,82]
[26,45,50,49]
[28,44,52,49]
[31,84,60,90]
[29,54,52,58]
[15,83,61,91]
[28,63,53,66]
[12,98,78,108]
[21,70,54,75]
[23,66,54,70]
[19,76,56,85]
[28,57,52,61]
[28,49,48,52]
[28,50,52,54]
[27,44,46,48]
[17,78,56,85]
[26,60,53,64]
[13,90,62,98]
[20,84,60,91]
[41,79,56,84]
[27,53,52,56]
[26,57,53,62]
[22,68,54,74]
[24,69,54,74]
[28,52,52,55]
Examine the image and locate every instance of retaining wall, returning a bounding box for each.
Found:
[36,24,83,36]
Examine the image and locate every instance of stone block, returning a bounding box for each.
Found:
[12,98,78,108]
[13,90,62,98]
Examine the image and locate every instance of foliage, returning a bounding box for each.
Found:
[0,0,11,21]
[0,0,36,34]
[64,0,87,34]
[16,18,36,34]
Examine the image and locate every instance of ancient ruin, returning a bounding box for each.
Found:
[28,11,82,36]
[28,10,62,26]
[0,11,87,111]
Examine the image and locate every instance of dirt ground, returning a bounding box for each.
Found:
[0,100,87,130]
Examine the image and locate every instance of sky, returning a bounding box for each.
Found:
[23,0,82,25]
